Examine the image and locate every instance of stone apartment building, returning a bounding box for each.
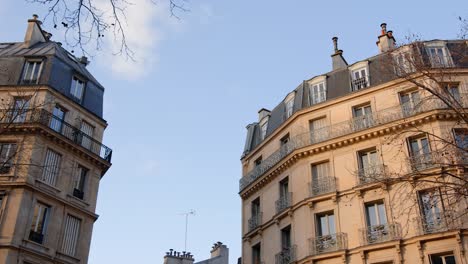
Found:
[239,24,467,264]
[0,16,112,263]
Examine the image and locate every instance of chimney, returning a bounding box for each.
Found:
[331,37,348,71]
[24,14,47,48]
[163,249,194,264]
[376,23,396,53]
[210,242,229,259]
[258,108,271,121]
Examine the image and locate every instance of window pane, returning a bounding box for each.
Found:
[366,204,378,226]
[328,214,335,234]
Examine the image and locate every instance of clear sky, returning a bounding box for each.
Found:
[0,0,466,263]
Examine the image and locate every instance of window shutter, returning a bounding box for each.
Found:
[61,215,81,256]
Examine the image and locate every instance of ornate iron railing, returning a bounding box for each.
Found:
[239,93,467,191]
[414,213,451,235]
[275,245,296,264]
[248,212,262,232]
[309,177,336,197]
[0,109,112,162]
[360,223,401,245]
[309,232,347,256]
[275,192,292,214]
[351,75,369,91]
[407,151,441,172]
[357,164,387,185]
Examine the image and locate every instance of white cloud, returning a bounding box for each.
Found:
[96,0,181,80]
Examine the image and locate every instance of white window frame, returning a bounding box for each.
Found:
[22,59,43,84]
[349,61,370,91]
[70,76,85,102]
[308,75,327,105]
[259,116,269,140]
[425,42,453,68]
[284,92,295,119]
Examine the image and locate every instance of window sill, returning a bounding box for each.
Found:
[22,238,50,254]
[66,194,90,207]
[35,179,61,194]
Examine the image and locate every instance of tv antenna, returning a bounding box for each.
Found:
[180,210,196,251]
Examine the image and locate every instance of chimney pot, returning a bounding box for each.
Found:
[380,23,387,35]
[32,14,39,20]
[332,37,339,53]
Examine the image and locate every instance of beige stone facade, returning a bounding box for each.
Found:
[239,28,468,264]
[0,17,111,264]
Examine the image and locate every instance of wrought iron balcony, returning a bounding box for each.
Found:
[309,177,336,197]
[309,232,347,256]
[239,93,467,192]
[275,192,292,214]
[360,223,401,245]
[248,212,262,232]
[275,245,296,264]
[351,76,369,91]
[357,164,387,185]
[0,109,112,162]
[407,152,441,172]
[414,213,451,235]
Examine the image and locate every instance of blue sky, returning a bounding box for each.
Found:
[0,0,466,263]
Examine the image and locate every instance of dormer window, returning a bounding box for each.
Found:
[309,82,326,105]
[70,76,85,102]
[260,121,268,140]
[351,68,368,91]
[21,59,43,84]
[425,43,453,68]
[393,47,415,76]
[284,92,295,119]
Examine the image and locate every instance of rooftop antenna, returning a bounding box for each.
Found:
[180,210,196,252]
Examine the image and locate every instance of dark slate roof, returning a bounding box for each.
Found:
[241,39,468,159]
[0,41,105,118]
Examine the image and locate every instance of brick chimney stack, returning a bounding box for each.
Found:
[331,37,348,71]
[24,14,47,48]
[210,241,229,260]
[376,23,396,53]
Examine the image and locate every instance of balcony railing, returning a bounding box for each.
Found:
[309,177,336,197]
[360,223,401,245]
[351,76,369,91]
[275,193,292,214]
[239,93,467,191]
[0,109,112,162]
[248,212,262,232]
[407,151,441,172]
[414,213,452,235]
[275,245,296,264]
[357,164,387,185]
[309,232,347,256]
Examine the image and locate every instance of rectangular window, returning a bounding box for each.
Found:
[353,104,373,130]
[29,202,50,244]
[251,198,261,219]
[317,212,335,236]
[260,122,268,140]
[252,243,261,264]
[280,134,291,156]
[49,105,66,133]
[41,149,61,186]
[80,121,94,151]
[309,82,326,105]
[419,189,444,233]
[311,162,334,196]
[11,98,29,123]
[445,83,461,102]
[408,136,431,170]
[393,51,414,75]
[427,47,452,67]
[249,197,261,231]
[22,60,43,84]
[276,177,291,213]
[309,117,327,143]
[358,148,381,182]
[70,76,85,102]
[285,98,294,118]
[454,129,468,150]
[351,68,369,91]
[61,215,81,256]
[365,201,387,227]
[73,165,88,200]
[0,143,17,174]
[281,225,291,250]
[254,156,262,167]
[400,90,421,116]
[429,253,456,264]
